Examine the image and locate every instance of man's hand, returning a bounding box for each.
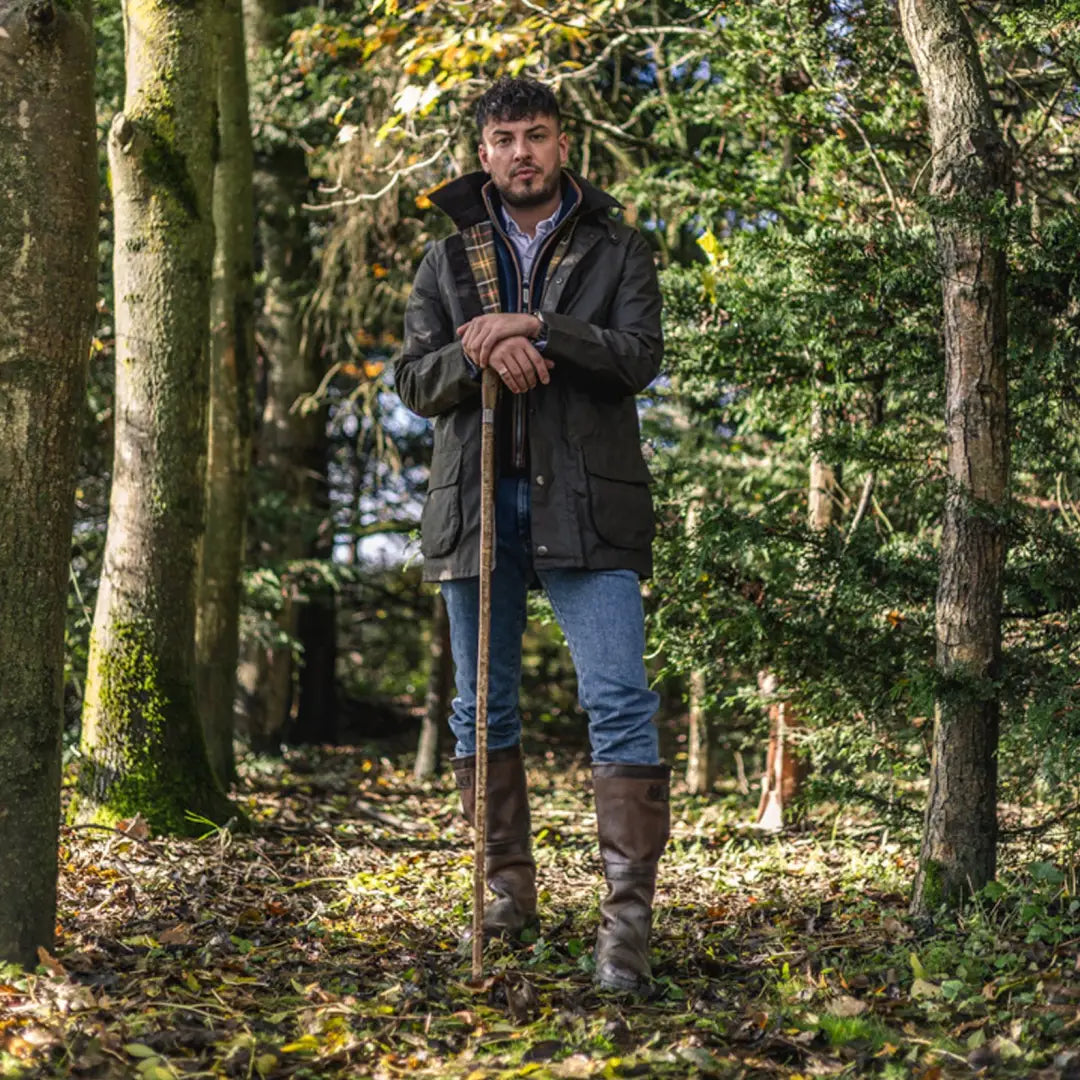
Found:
[457,313,542,368]
[475,335,553,394]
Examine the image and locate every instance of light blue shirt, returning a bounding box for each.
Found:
[500,203,563,283]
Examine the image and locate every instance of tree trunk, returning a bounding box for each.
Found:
[755,405,831,828]
[415,592,452,780]
[686,668,713,795]
[75,0,239,836]
[899,0,1010,913]
[754,671,809,829]
[287,576,338,745]
[197,0,256,787]
[684,487,716,794]
[236,0,326,750]
[0,0,97,966]
[808,401,836,534]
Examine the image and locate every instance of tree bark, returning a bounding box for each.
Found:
[415,591,452,780]
[808,401,836,534]
[899,0,1010,912]
[287,575,338,745]
[755,405,830,828]
[76,0,239,835]
[754,671,809,829]
[684,487,716,794]
[197,0,256,787]
[236,0,327,750]
[0,0,97,966]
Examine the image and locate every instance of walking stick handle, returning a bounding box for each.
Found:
[472,367,499,981]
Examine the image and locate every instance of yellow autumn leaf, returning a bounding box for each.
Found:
[281,1034,320,1054]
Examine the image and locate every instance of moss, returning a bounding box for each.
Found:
[126,72,201,220]
[915,858,948,912]
[74,619,245,836]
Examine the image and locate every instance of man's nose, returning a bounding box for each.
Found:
[513,140,533,159]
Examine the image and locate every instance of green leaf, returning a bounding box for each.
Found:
[124,1044,158,1059]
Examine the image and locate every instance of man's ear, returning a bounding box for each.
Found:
[478,141,491,173]
[558,130,569,165]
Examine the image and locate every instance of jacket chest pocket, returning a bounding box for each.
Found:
[421,449,463,558]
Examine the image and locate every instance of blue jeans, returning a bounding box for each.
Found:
[441,477,660,765]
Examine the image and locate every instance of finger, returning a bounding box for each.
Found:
[497,348,530,394]
[477,327,500,367]
[506,344,538,391]
[512,340,548,386]
[524,342,551,385]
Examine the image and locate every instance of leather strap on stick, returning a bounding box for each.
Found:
[472,367,499,981]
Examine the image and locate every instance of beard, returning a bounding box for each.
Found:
[497,166,561,209]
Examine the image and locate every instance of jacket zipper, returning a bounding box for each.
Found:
[487,198,572,472]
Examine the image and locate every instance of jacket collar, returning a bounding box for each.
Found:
[429,168,623,231]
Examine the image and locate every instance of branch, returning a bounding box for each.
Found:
[835,103,908,232]
[302,139,452,212]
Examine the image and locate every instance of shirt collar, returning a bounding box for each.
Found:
[499,200,563,242]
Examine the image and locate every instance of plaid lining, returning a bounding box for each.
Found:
[460,177,582,315]
[461,220,501,316]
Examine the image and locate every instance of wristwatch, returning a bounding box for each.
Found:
[529,309,547,340]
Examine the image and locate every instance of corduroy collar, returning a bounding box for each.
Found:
[428,168,623,231]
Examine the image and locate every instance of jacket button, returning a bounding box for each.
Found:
[536,545,548,556]
[535,475,545,486]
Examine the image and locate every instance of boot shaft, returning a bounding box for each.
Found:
[592,763,671,992]
[592,763,671,871]
[452,744,532,855]
[451,743,537,934]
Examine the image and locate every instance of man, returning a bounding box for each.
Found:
[395,77,668,993]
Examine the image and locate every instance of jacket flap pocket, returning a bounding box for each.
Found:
[583,443,652,485]
[427,447,462,491]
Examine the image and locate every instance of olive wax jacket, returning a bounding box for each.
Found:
[395,169,662,583]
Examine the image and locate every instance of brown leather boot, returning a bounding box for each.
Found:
[592,763,671,992]
[452,744,538,940]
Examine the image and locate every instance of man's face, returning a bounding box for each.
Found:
[478,113,569,208]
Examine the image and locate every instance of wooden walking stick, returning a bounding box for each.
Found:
[472,366,499,981]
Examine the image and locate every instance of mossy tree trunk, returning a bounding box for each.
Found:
[237,0,329,751]
[0,0,97,967]
[900,0,1010,913]
[76,0,239,836]
[196,0,256,787]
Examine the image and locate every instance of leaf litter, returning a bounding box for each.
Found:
[2,746,1079,1078]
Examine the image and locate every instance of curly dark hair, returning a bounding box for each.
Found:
[474,77,561,136]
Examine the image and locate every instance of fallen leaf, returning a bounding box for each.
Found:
[828,994,868,1018]
[911,978,942,999]
[989,1036,1023,1061]
[521,1039,563,1062]
[254,1054,278,1077]
[123,1043,159,1058]
[36,947,65,977]
[116,815,150,840]
[157,924,193,946]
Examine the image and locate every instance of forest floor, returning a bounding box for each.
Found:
[2,745,1079,1079]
